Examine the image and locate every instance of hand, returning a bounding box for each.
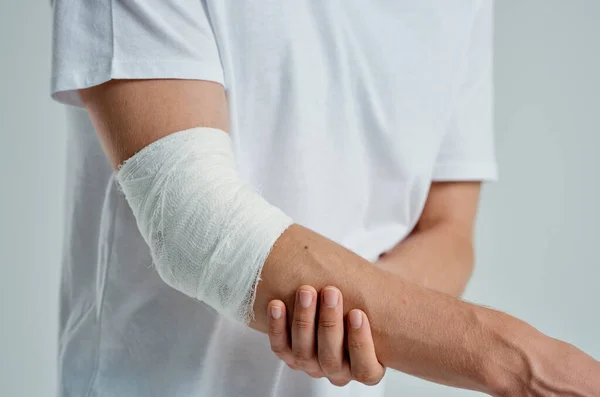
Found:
[267,285,385,387]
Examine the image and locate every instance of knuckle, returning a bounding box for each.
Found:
[293,350,313,365]
[270,344,288,356]
[318,319,338,330]
[293,317,313,329]
[319,355,342,372]
[269,325,285,338]
[307,370,325,379]
[328,377,351,387]
[286,362,299,370]
[347,340,365,351]
[352,369,383,386]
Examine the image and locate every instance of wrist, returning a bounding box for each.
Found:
[473,308,540,396]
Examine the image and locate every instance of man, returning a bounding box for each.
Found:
[51,1,600,396]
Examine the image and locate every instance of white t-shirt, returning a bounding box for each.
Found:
[51,1,497,396]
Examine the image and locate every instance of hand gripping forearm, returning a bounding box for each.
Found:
[258,226,600,396]
[116,126,600,395]
[86,80,600,397]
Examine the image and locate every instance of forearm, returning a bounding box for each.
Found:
[82,80,599,396]
[377,224,474,297]
[253,224,535,395]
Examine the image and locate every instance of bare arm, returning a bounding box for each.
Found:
[377,182,481,297]
[81,79,600,396]
[81,79,230,168]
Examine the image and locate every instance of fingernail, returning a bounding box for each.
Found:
[298,290,313,308]
[349,310,363,329]
[323,288,339,308]
[270,305,282,320]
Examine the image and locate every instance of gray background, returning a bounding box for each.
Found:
[1,1,598,396]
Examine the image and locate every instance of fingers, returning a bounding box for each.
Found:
[318,287,351,386]
[291,285,324,377]
[347,309,385,386]
[267,300,295,368]
[269,288,385,387]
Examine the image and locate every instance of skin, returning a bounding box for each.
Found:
[268,286,385,386]
[80,79,600,396]
[377,181,482,297]
[267,181,481,385]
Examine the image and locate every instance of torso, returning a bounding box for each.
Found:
[59,2,484,396]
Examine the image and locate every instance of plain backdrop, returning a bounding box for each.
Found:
[0,1,598,396]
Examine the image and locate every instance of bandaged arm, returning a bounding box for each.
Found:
[80,79,600,396]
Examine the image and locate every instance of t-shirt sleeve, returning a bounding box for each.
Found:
[51,0,224,107]
[432,1,498,182]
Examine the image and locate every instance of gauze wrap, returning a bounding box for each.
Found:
[116,127,294,323]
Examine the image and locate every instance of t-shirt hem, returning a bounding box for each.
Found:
[431,162,498,182]
[51,60,225,108]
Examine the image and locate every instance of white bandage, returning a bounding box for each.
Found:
[116,128,293,323]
